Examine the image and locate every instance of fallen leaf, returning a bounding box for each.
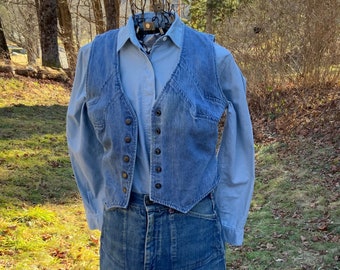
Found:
[51,249,67,259]
[300,235,307,242]
[317,222,328,231]
[89,234,99,246]
[266,243,275,250]
[42,233,52,241]
[311,236,320,242]
[7,225,17,230]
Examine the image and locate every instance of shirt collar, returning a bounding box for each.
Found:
[117,12,184,52]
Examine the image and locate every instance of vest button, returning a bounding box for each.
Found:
[122,187,127,193]
[123,155,130,162]
[155,166,162,173]
[125,136,131,143]
[125,118,132,125]
[155,148,161,155]
[122,171,128,179]
[155,109,161,116]
[155,183,162,189]
[155,128,161,135]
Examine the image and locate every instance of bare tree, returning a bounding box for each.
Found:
[91,0,105,34]
[0,1,39,65]
[36,0,61,67]
[0,16,10,61]
[104,0,120,30]
[57,0,77,71]
[17,5,39,65]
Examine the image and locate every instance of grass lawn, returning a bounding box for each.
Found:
[0,76,339,269]
[0,77,100,269]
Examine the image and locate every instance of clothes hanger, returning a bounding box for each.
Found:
[130,0,174,40]
[151,0,175,31]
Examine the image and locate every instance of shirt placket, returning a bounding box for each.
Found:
[140,52,157,184]
[143,46,164,195]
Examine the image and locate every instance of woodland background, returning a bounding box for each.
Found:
[0,0,339,87]
[0,0,339,269]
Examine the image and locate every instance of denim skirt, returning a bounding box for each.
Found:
[100,192,226,270]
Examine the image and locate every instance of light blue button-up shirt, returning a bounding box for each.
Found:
[67,13,254,246]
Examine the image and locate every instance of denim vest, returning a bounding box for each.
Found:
[85,25,227,213]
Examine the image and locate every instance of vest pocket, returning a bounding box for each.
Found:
[168,80,225,123]
[86,98,105,131]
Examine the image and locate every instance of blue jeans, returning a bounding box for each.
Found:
[100,192,226,270]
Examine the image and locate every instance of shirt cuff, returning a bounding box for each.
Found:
[221,225,245,246]
[86,212,103,231]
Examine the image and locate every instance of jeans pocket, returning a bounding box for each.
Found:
[185,194,218,220]
[100,207,147,269]
[170,204,225,269]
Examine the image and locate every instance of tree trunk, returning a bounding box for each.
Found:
[57,0,77,71]
[104,0,120,30]
[26,40,39,66]
[75,0,81,49]
[16,6,38,66]
[206,0,214,33]
[0,17,11,61]
[36,0,61,68]
[91,0,105,34]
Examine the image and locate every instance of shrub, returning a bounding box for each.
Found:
[217,0,339,91]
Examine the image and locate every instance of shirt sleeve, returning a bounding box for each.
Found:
[66,43,105,230]
[214,43,255,246]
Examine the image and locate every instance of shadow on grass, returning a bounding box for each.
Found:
[0,104,80,206]
[0,104,67,139]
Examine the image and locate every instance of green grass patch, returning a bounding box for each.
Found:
[0,77,100,269]
[227,142,339,269]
